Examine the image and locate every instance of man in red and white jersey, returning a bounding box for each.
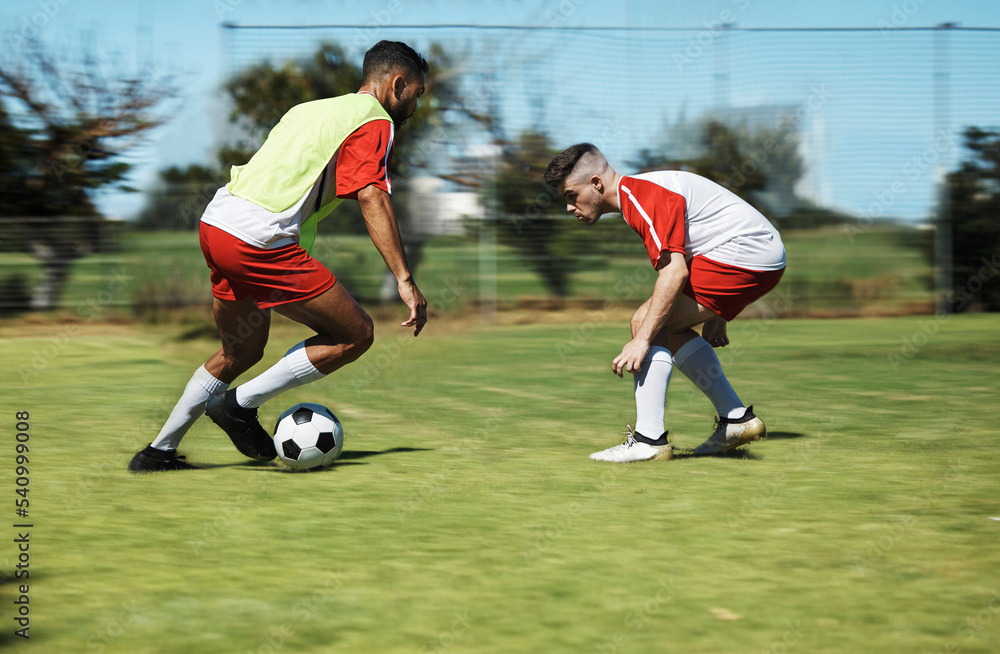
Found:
[130,41,429,472]
[544,143,786,462]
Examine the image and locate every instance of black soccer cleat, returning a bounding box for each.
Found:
[129,444,199,472]
[204,389,277,461]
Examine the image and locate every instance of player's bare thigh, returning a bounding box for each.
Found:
[207,295,272,383]
[631,293,720,342]
[273,280,374,350]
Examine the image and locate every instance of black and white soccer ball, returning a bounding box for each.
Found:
[272,403,344,471]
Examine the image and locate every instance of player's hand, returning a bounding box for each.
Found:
[701,318,730,348]
[612,337,650,378]
[398,280,427,336]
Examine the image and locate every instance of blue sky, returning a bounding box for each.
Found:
[2,0,999,220]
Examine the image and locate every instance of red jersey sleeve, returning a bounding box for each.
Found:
[618,176,687,268]
[334,119,394,200]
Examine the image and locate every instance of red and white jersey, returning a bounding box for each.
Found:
[202,119,394,249]
[617,171,786,271]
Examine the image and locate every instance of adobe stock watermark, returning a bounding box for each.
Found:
[349,0,405,55]
[886,253,999,372]
[554,264,654,362]
[594,578,678,654]
[758,619,807,654]
[850,515,916,574]
[394,74,502,180]
[521,502,584,564]
[877,0,931,38]
[85,601,146,654]
[853,436,967,574]
[727,428,825,531]
[17,268,132,386]
[394,408,503,524]
[419,611,474,654]
[350,277,468,391]
[724,85,829,193]
[930,589,1000,654]
[844,126,957,243]
[681,286,799,411]
[543,0,587,27]
[245,569,344,654]
[6,0,73,55]
[672,0,752,72]
[511,117,625,236]
[188,474,271,557]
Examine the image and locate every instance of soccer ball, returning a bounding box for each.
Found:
[272,403,344,471]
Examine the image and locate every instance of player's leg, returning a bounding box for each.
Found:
[590,297,712,463]
[589,336,674,462]
[627,295,715,438]
[206,281,373,461]
[659,294,746,422]
[202,296,280,461]
[227,280,374,411]
[674,255,783,455]
[626,293,760,457]
[130,296,271,471]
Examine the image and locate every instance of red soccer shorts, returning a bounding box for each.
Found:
[199,223,337,309]
[681,255,785,322]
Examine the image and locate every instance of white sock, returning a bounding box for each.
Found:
[673,336,745,419]
[633,346,672,438]
[150,365,229,451]
[235,341,327,409]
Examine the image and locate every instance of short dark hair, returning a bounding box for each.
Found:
[362,41,429,83]
[544,143,598,189]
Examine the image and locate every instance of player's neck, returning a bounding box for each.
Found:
[357,83,389,107]
[604,171,623,213]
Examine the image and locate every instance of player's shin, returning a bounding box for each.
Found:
[672,336,744,419]
[633,345,673,438]
[150,365,229,451]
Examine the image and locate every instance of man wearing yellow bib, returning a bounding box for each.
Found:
[130,41,429,471]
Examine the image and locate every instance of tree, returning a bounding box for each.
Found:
[946,127,1000,312]
[633,114,806,222]
[135,164,226,231]
[0,40,171,310]
[492,129,581,297]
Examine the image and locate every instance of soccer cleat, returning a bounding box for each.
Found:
[589,425,673,463]
[692,406,766,456]
[204,389,277,461]
[129,444,199,472]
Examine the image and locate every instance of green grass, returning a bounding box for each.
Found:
[1,313,998,652]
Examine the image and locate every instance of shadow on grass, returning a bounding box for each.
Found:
[204,447,434,473]
[671,447,761,461]
[338,447,432,461]
[176,324,218,341]
[767,431,806,439]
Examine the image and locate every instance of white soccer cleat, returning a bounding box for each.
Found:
[589,426,673,463]
[692,406,766,456]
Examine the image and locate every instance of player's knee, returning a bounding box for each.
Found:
[219,342,265,378]
[340,314,374,362]
[355,317,375,354]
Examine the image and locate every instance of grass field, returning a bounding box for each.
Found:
[2,312,998,653]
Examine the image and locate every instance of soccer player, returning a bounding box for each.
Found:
[129,41,429,471]
[543,144,786,462]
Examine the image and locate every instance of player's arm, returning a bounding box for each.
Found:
[612,251,688,377]
[357,184,427,336]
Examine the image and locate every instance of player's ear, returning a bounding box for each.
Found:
[591,174,604,194]
[392,74,406,99]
